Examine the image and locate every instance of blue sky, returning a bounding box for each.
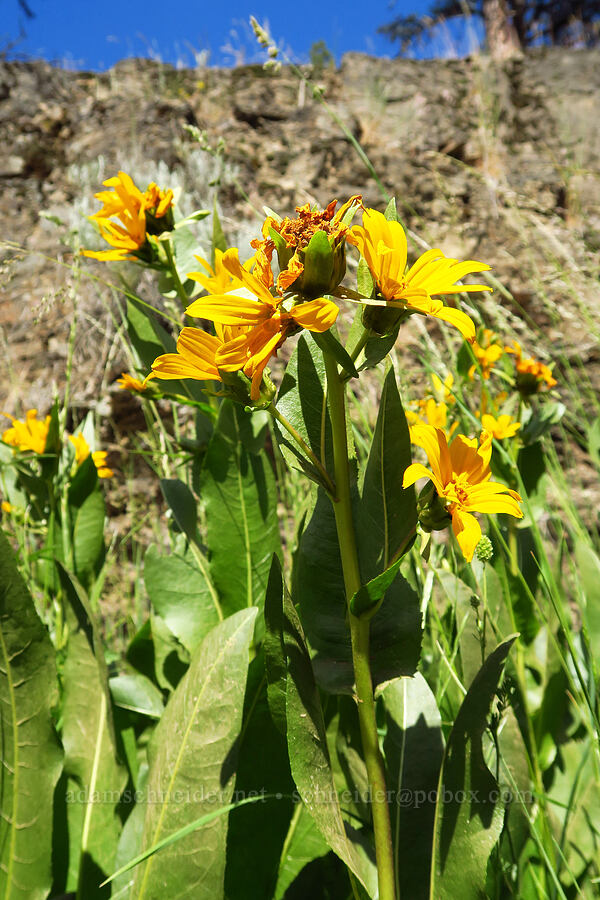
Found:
[3,0,482,70]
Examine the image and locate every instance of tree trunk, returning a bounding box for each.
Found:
[483,0,523,58]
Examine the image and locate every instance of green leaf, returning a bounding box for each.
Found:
[224,651,295,900]
[357,256,374,299]
[359,328,400,372]
[274,334,333,481]
[0,528,62,900]
[263,554,288,735]
[144,540,221,655]
[68,455,99,508]
[150,612,189,691]
[384,197,399,221]
[126,296,176,369]
[72,489,105,585]
[199,402,281,622]
[350,557,403,618]
[159,478,198,541]
[310,329,359,380]
[112,766,149,899]
[169,224,203,290]
[109,673,164,719]
[382,674,444,900]
[281,583,377,896]
[57,564,127,897]
[430,636,517,900]
[358,366,417,579]
[519,401,565,445]
[296,490,422,693]
[274,804,331,899]
[132,608,257,900]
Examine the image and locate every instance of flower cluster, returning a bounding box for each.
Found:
[1,410,113,478]
[82,171,174,262]
[149,200,494,406]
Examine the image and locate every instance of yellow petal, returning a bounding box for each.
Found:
[291,297,339,332]
[451,508,482,562]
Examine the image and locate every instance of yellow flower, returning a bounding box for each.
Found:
[480,413,521,440]
[2,409,50,454]
[82,171,174,262]
[506,341,557,393]
[431,372,456,405]
[348,208,492,342]
[69,433,114,479]
[468,330,504,380]
[407,399,458,438]
[187,248,255,295]
[151,325,245,383]
[403,423,523,562]
[1,501,12,514]
[184,249,339,400]
[117,372,155,393]
[251,195,361,295]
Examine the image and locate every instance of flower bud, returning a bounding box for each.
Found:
[475,535,494,562]
[416,480,452,533]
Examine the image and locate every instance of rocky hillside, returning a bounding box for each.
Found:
[1,49,599,417]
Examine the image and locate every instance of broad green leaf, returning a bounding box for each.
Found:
[275,334,333,478]
[126,296,176,368]
[430,636,516,900]
[263,554,288,735]
[199,402,281,622]
[133,608,257,900]
[334,696,370,826]
[296,489,421,693]
[68,455,99,508]
[358,366,417,579]
[224,652,295,900]
[112,765,149,900]
[144,540,221,655]
[274,804,331,899]
[58,565,127,897]
[359,328,400,372]
[109,674,164,719]
[159,478,198,541]
[310,329,359,380]
[435,571,491,689]
[169,224,202,292]
[281,584,377,896]
[519,402,565,445]
[382,674,444,900]
[72,489,105,585]
[0,529,62,900]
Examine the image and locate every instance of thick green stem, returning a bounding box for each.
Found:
[323,351,397,900]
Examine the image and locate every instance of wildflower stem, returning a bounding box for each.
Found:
[163,237,189,311]
[323,350,396,900]
[267,403,335,496]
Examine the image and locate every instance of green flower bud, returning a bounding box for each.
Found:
[416,480,452,533]
[475,535,494,562]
